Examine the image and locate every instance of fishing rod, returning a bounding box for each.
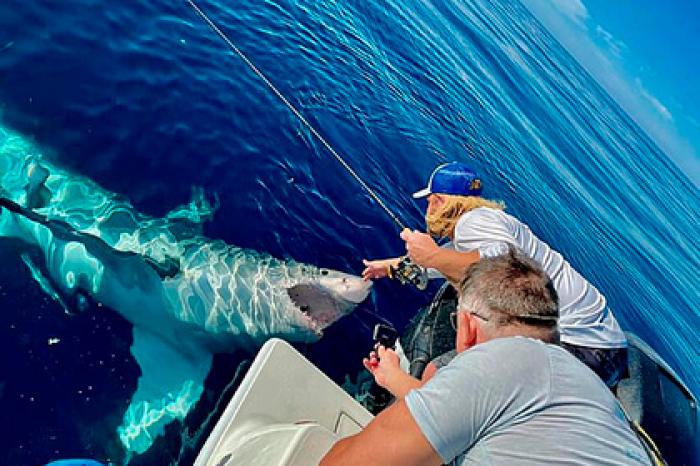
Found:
[185,0,428,290]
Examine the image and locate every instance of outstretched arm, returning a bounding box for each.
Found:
[320,399,442,466]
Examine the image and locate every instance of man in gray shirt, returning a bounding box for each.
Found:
[321,252,649,466]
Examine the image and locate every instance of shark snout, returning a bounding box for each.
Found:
[319,269,372,304]
[318,269,372,304]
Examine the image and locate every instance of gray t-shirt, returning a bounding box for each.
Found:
[405,337,650,465]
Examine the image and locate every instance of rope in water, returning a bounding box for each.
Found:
[185,0,407,231]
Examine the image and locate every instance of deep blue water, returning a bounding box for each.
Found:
[0,0,698,464]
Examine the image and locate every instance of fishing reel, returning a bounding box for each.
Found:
[390,256,429,291]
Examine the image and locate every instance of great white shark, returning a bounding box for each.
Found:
[0,126,371,457]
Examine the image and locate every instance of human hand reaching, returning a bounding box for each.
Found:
[361,258,399,281]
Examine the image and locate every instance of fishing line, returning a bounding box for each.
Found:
[186,0,429,291]
[185,0,406,231]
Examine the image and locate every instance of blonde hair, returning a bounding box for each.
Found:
[426,195,505,238]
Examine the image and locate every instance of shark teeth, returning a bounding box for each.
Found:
[294,305,323,336]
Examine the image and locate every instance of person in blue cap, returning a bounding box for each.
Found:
[362,162,628,387]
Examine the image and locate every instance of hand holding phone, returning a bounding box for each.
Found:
[373,323,398,350]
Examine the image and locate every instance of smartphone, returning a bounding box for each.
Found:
[373,323,398,349]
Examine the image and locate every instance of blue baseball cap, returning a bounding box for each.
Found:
[412,162,483,199]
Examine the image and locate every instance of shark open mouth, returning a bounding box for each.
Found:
[286,283,343,334]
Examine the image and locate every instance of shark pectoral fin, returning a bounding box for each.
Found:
[20,253,74,315]
[118,327,212,456]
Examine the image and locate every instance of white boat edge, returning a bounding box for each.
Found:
[195,338,373,466]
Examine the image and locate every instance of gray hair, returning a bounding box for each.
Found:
[458,249,559,330]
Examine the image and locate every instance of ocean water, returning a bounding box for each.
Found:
[0,0,698,464]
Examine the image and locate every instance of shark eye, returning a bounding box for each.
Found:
[320,269,329,276]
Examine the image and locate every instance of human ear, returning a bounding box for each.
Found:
[456,312,478,352]
[464,313,478,348]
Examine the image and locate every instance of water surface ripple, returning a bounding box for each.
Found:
[0,0,697,464]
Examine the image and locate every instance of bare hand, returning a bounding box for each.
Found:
[400,229,440,267]
[363,345,401,389]
[362,258,398,281]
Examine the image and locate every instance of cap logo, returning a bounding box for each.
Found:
[470,178,482,191]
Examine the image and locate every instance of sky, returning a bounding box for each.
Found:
[520,0,700,188]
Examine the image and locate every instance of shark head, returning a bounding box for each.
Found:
[285,268,372,338]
